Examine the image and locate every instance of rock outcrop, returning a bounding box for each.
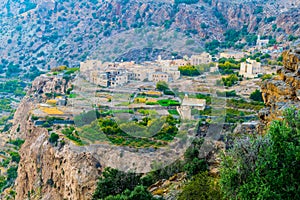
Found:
[10,74,72,138]
[30,75,72,97]
[9,75,101,200]
[15,127,101,200]
[260,43,300,124]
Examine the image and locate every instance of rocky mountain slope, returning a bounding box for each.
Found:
[260,41,300,124]
[0,0,300,71]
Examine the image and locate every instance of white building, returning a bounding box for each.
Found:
[256,35,269,49]
[239,58,261,78]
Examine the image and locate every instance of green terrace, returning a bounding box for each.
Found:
[73,110,181,148]
[157,99,180,107]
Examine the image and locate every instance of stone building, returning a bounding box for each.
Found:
[220,51,246,60]
[161,65,180,80]
[190,52,212,65]
[149,72,169,83]
[80,60,102,72]
[178,94,206,120]
[170,59,190,67]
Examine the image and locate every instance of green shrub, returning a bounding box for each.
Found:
[157,99,180,107]
[62,127,83,145]
[179,65,200,76]
[220,108,300,199]
[250,89,264,102]
[9,152,21,163]
[178,172,222,200]
[49,133,59,144]
[8,138,25,148]
[93,167,142,199]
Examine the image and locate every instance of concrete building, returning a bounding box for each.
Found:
[181,95,206,111]
[110,73,128,87]
[125,64,157,82]
[93,72,109,87]
[190,53,212,65]
[91,68,129,87]
[239,58,261,78]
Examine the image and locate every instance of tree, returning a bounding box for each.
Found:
[288,34,298,41]
[7,166,18,182]
[127,185,155,200]
[92,167,141,200]
[183,138,207,177]
[156,81,169,92]
[178,172,222,200]
[9,152,20,163]
[0,176,7,191]
[205,40,220,52]
[221,74,239,87]
[220,108,300,199]
[103,185,157,200]
[49,133,59,144]
[250,89,263,102]
[179,65,200,76]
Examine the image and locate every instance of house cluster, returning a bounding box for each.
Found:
[80,61,179,87]
[80,53,213,88]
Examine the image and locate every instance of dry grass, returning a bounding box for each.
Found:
[146,98,158,103]
[134,98,147,103]
[46,99,57,105]
[144,91,162,96]
[41,107,64,115]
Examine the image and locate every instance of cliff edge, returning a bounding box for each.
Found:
[260,42,300,124]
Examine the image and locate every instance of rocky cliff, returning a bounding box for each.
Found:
[9,74,102,200]
[260,42,300,124]
[15,128,101,200]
